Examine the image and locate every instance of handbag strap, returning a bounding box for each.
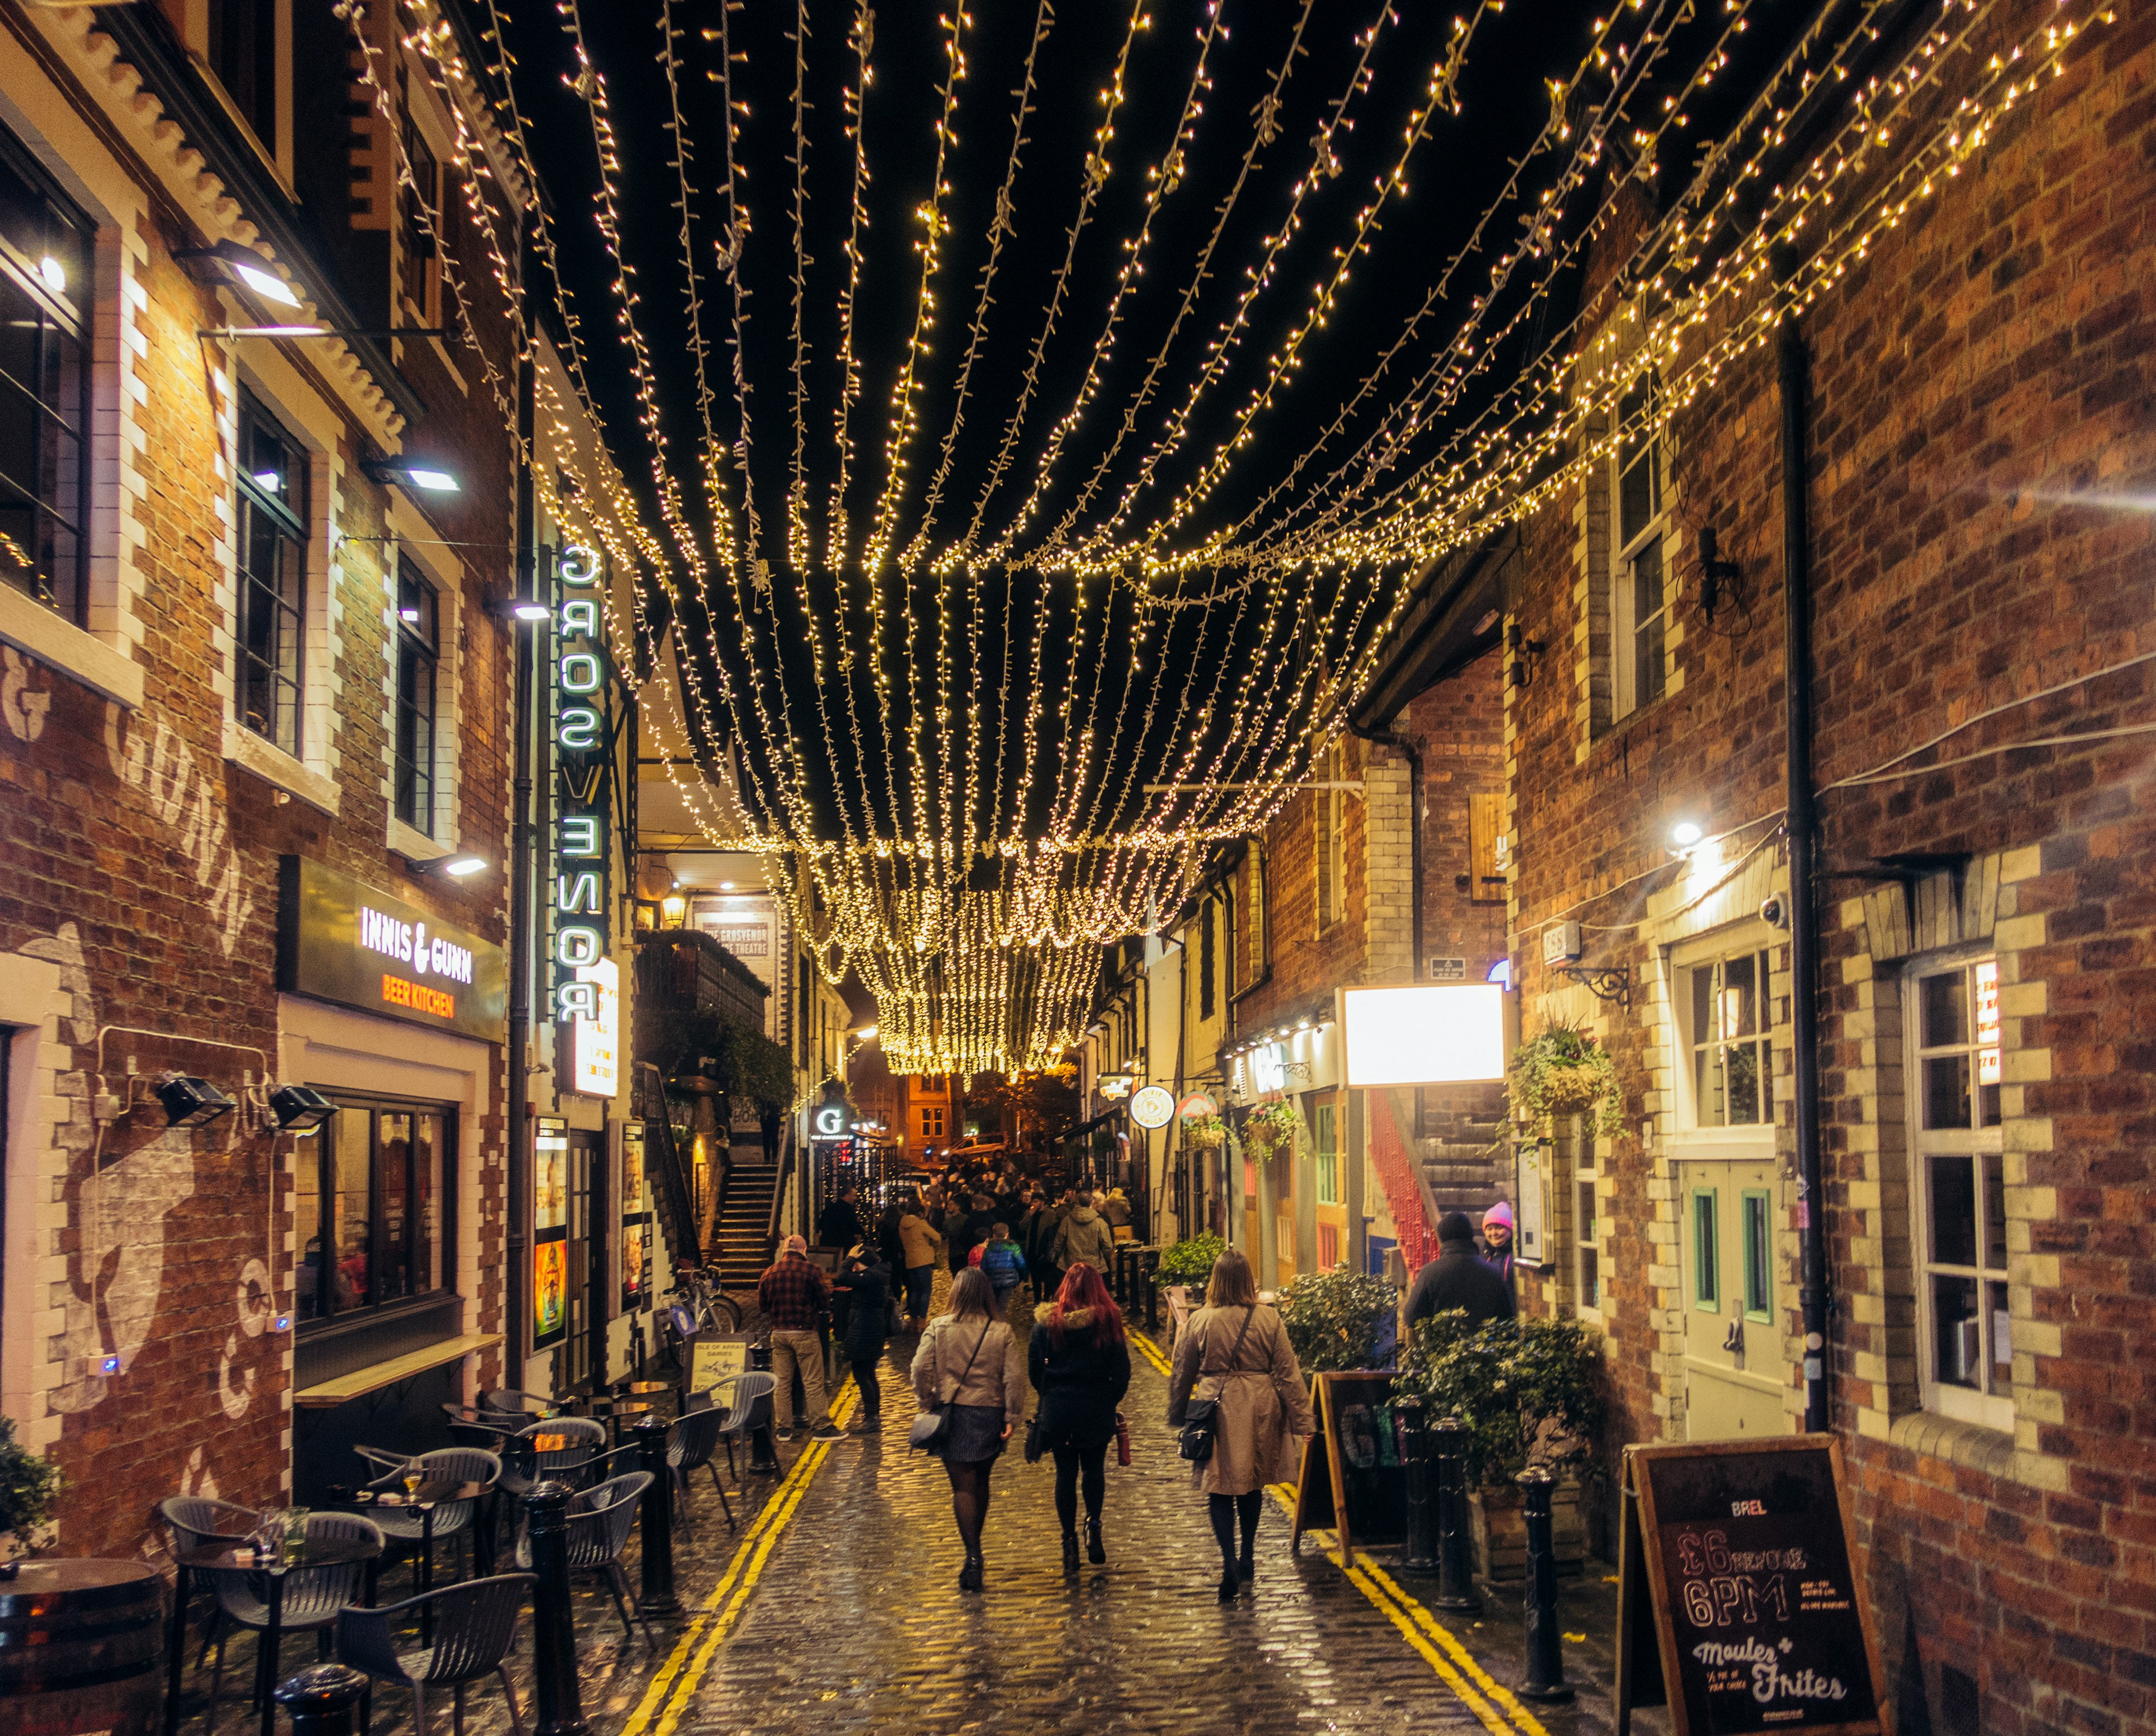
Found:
[1199,1305,1258,1378]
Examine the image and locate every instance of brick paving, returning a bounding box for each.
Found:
[168,1282,1620,1736]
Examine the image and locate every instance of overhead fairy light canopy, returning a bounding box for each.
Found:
[345,0,2112,1076]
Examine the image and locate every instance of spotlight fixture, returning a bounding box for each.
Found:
[175,241,303,308]
[406,852,488,879]
[363,459,461,495]
[268,1084,335,1132]
[156,1073,236,1130]
[1670,820,1705,850]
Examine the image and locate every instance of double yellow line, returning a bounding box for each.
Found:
[1129,1330,1546,1736]
[619,1380,860,1736]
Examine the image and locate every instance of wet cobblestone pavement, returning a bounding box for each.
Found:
[172,1281,1621,1736]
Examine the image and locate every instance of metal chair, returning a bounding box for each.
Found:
[481,1387,552,1419]
[159,1497,263,1669]
[690,1372,776,1483]
[336,1573,533,1736]
[664,1406,736,1537]
[514,1472,654,1643]
[494,1417,606,1564]
[203,1513,383,1736]
[354,1447,501,1583]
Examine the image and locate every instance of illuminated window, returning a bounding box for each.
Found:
[1610,373,1669,719]
[400,117,442,324]
[235,393,309,755]
[393,558,438,834]
[1908,956,2010,1429]
[297,1094,451,1327]
[1685,947,1774,1128]
[1577,1177,1600,1309]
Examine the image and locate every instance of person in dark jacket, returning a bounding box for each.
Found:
[836,1244,892,1433]
[817,1186,864,1252]
[1029,1262,1132,1575]
[1403,1212,1518,1329]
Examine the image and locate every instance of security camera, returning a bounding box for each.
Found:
[1760,893,1790,930]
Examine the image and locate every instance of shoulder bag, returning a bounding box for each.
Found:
[1177,1306,1257,1464]
[908,1322,992,1452]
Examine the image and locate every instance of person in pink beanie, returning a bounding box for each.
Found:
[1481,1200,1516,1286]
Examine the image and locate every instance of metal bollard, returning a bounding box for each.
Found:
[1394,1395,1436,1571]
[634,1416,683,1618]
[1142,1249,1161,1332]
[1516,1469,1576,1703]
[747,1341,780,1473]
[1431,1414,1481,1612]
[275,1665,369,1736]
[524,1481,593,1736]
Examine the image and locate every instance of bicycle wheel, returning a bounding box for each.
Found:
[706,1295,743,1332]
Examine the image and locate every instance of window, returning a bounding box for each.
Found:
[1908,956,2010,1428]
[1691,1190,1720,1312]
[295,1095,451,1324]
[209,0,278,151]
[400,117,441,323]
[1577,1177,1600,1309]
[0,135,91,623]
[921,1104,944,1141]
[1741,1191,1773,1321]
[1313,1103,1339,1205]
[1317,1223,1341,1270]
[1610,373,1668,718]
[394,559,439,834]
[1199,899,1217,1021]
[235,393,309,754]
[1688,947,1773,1127]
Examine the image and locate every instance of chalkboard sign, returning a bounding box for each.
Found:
[688,1334,752,1398]
[1290,1372,1408,1569]
[1616,1436,1886,1736]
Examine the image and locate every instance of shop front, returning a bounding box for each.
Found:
[1226,1011,1346,1289]
[276,857,506,1499]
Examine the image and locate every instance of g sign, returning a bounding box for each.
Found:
[812,1104,849,1139]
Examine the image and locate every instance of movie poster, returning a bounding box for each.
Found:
[533,1239,568,1346]
[622,1213,650,1314]
[533,1117,569,1348]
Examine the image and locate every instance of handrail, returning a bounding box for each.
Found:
[762,1135,794,1266]
[637,1064,701,1272]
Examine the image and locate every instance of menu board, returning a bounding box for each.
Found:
[1617,1436,1885,1736]
[1289,1372,1407,1569]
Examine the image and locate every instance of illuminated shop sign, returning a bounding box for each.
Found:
[278,857,505,1041]
[552,543,616,1091]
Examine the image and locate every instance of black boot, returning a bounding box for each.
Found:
[1217,1563,1240,1602]
[1239,1542,1255,1592]
[1086,1518,1106,1565]
[959,1552,984,1593]
[1062,1530,1080,1576]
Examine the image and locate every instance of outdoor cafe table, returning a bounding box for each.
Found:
[167,1534,382,1736]
[336,1480,490,1606]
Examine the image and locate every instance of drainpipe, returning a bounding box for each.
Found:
[505,205,538,1383]
[1779,280,1830,1435]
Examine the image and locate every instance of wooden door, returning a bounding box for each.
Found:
[1678,1158,1787,1439]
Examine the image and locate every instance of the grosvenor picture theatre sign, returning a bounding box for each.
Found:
[552,543,619,1095]
[278,857,507,1042]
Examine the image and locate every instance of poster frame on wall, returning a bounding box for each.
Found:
[533,1116,570,1350]
[620,1120,651,1314]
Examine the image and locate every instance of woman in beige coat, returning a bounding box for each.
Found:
[909,1267,1027,1591]
[1167,1248,1315,1600]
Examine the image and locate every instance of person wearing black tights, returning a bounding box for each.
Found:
[1027,1261,1132,1575]
[1167,1248,1316,1600]
[910,1267,1026,1591]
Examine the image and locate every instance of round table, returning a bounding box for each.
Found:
[343,1481,489,1633]
[168,1537,382,1736]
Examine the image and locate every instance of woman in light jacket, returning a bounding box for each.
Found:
[1167,1247,1316,1601]
[910,1266,1026,1592]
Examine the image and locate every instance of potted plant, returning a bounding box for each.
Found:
[1394,1312,1601,1580]
[1276,1268,1398,1374]
[1158,1234,1228,1291]
[1508,1022,1622,1137]
[0,1418,59,1561]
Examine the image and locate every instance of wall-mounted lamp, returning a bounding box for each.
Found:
[405,852,488,879]
[1670,819,1705,854]
[176,241,302,308]
[1506,622,1546,689]
[363,459,461,495]
[660,894,688,926]
[268,1085,336,1132]
[1698,527,1745,623]
[155,1073,235,1130]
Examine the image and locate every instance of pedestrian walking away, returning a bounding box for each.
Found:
[1028,1261,1132,1577]
[759,1233,844,1441]
[1052,1190,1117,1274]
[910,1267,1026,1592]
[974,1221,1029,1318]
[1402,1211,1519,1330]
[897,1195,944,1328]
[1167,1248,1315,1601]
[836,1242,892,1433]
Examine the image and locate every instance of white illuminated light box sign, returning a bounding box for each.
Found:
[1128,1085,1175,1130]
[568,956,620,1097]
[812,1104,849,1139]
[1339,985,1506,1086]
[1249,1043,1286,1095]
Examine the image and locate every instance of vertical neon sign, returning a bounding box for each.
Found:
[552,545,613,1068]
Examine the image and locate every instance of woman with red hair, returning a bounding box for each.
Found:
[1028,1261,1132,1576]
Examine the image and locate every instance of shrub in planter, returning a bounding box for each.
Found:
[0,1417,58,1559]
[1158,1234,1229,1290]
[1275,1269,1398,1374]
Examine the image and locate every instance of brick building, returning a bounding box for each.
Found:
[1475,3,2156,1729]
[0,0,638,1557]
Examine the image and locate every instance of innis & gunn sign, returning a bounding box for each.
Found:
[278,857,506,1041]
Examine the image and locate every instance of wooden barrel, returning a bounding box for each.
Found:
[0,1560,163,1736]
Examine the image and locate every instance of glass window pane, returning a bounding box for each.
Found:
[1931,1273,1980,1388]
[1577,1179,1597,1243]
[334,1108,372,1311]
[1579,1244,1599,1310]
[1984,1278,2012,1396]
[1920,969,1969,1048]
[295,1137,324,1321]
[416,1113,443,1293]
[1929,1154,1978,1267]
[1724,953,1760,1039]
[1693,1193,1719,1309]
[1728,1038,1762,1125]
[1922,1054,1972,1131]
[1743,1193,1773,1317]
[1982,1151,2007,1273]
[377,1112,412,1302]
[1692,966,1713,1051]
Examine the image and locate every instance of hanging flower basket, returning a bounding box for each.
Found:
[1508,1023,1622,1137]
[1541,1064,1609,1114]
[1182,1113,1226,1151]
[1243,1100,1299,1153]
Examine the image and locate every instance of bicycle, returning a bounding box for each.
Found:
[665,1264,743,1344]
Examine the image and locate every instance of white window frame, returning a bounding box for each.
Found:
[1668,925,1780,1155]
[1610,372,1671,720]
[383,509,463,861]
[1902,947,2012,1432]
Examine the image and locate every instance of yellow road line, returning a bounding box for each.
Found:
[619,1380,859,1736]
[1130,1328,1173,1376]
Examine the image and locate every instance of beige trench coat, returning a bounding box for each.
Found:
[1166,1304,1315,1496]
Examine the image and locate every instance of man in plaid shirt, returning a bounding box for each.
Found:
[759,1235,842,1441]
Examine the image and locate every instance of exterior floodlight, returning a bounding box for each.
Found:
[1338,985,1506,1087]
[853,1025,878,1040]
[510,600,550,622]
[37,255,65,293]
[364,459,460,494]
[268,1084,336,1132]
[176,241,303,308]
[156,1073,236,1129]
[1670,820,1705,849]
[408,852,488,879]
